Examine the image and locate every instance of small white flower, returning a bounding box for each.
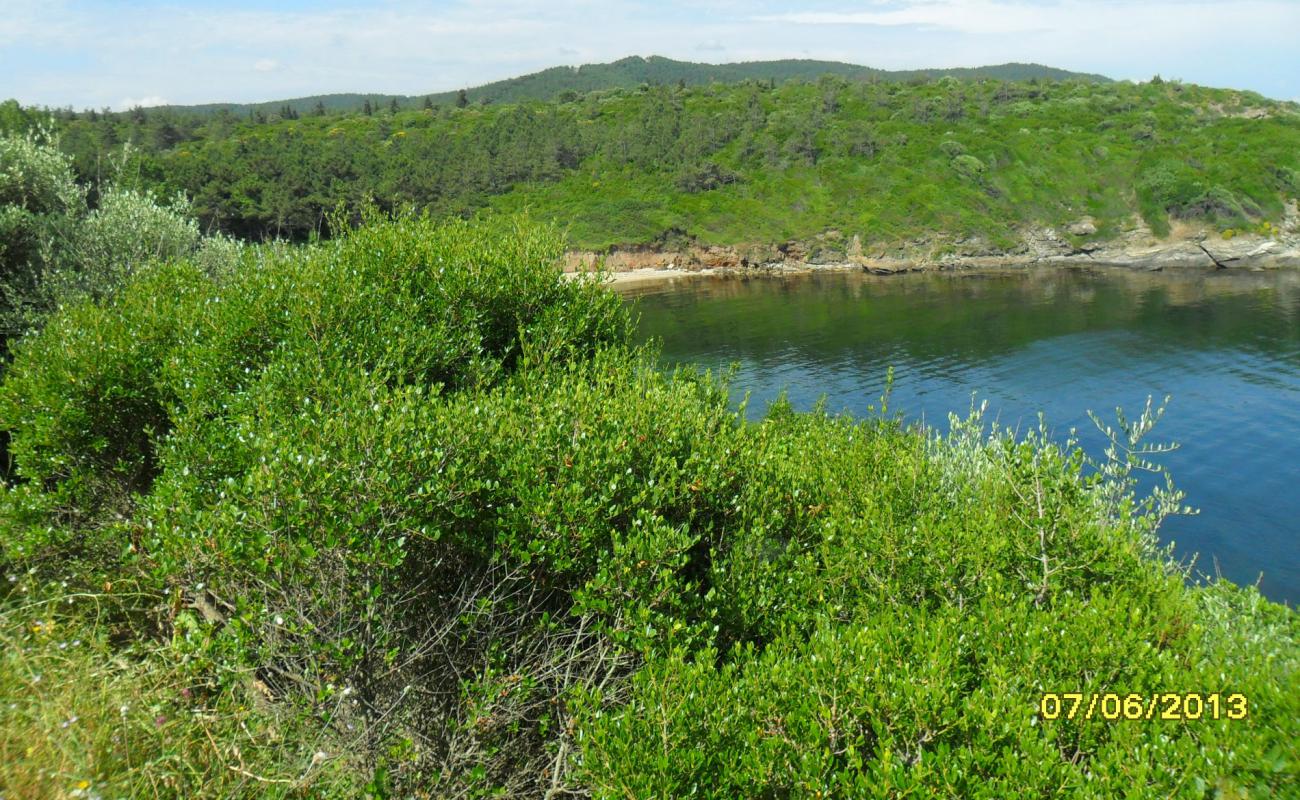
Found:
[274,615,284,626]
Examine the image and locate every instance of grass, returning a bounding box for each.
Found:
[0,575,358,798]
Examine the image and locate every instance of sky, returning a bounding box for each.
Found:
[2,0,1298,110]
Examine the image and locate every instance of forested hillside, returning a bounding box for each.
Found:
[8,71,1298,252]
[123,56,1113,118]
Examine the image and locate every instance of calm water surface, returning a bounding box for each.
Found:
[629,267,1300,605]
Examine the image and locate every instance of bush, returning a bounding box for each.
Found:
[1181,185,1250,223]
[675,161,742,193]
[0,133,215,342]
[574,411,1295,798]
[0,132,86,335]
[2,214,1295,796]
[940,139,967,158]
[0,261,207,527]
[578,579,1297,798]
[63,187,202,293]
[952,153,986,180]
[0,211,628,531]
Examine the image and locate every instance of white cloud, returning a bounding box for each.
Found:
[254,58,280,72]
[117,95,167,110]
[755,1,1058,35]
[754,0,1300,39]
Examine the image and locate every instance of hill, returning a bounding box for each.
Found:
[156,55,1112,116]
[38,73,1300,253]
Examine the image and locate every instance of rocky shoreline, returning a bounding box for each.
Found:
[564,202,1300,285]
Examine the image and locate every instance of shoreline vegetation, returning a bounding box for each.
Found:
[2,62,1299,797]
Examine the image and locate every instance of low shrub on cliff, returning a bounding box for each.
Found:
[1,214,1296,797]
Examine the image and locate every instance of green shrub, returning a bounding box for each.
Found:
[0,261,207,529]
[0,133,218,342]
[577,578,1296,799]
[2,214,1295,797]
[940,139,967,158]
[0,132,86,335]
[61,187,202,294]
[675,161,742,193]
[952,154,986,180]
[0,213,628,531]
[572,412,1294,799]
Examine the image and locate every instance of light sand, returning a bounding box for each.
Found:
[563,267,720,287]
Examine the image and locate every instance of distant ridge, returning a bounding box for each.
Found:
[161,55,1112,115]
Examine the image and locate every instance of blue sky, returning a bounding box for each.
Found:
[3,0,1298,109]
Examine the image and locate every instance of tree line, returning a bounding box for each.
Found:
[4,74,1298,250]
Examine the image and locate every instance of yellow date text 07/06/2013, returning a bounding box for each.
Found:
[1038,692,1249,722]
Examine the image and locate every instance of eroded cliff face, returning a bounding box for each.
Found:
[564,204,1300,276]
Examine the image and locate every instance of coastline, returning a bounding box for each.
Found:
[564,206,1300,288]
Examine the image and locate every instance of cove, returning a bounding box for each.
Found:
[628,267,1300,605]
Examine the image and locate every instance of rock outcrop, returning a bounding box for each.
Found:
[564,215,1300,278]
[1067,218,1098,236]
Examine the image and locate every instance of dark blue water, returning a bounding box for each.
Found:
[629,267,1300,605]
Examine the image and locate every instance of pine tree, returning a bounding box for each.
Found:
[389,98,400,114]
[314,101,327,117]
[423,96,433,111]
[363,99,373,116]
[456,89,468,108]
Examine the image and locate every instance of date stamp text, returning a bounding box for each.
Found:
[1038,692,1248,722]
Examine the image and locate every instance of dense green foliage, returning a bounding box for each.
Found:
[0,127,236,344]
[18,73,1300,251]
[1,211,1295,797]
